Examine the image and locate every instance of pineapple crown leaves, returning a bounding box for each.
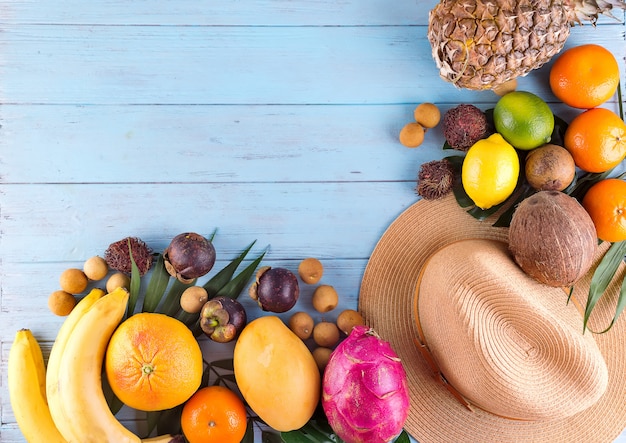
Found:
[565,0,626,26]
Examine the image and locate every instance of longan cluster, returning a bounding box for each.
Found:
[288,257,365,372]
[399,102,441,148]
[48,255,131,316]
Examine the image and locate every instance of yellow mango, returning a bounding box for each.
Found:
[233,316,321,431]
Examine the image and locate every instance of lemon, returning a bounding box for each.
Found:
[462,133,520,209]
[493,91,554,150]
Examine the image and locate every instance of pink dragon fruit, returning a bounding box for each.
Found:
[322,325,409,443]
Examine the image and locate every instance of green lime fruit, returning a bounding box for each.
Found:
[493,91,554,150]
[462,133,520,210]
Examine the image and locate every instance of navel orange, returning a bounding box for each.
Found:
[564,108,626,173]
[104,312,203,411]
[550,44,619,109]
[181,385,248,443]
[582,179,626,243]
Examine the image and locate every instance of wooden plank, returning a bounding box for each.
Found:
[0,0,434,26]
[0,25,623,105]
[0,103,450,184]
[1,100,621,184]
[0,0,622,26]
[0,181,415,262]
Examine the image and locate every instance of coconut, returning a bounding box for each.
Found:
[508,191,597,287]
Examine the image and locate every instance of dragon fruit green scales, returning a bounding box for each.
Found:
[322,325,410,443]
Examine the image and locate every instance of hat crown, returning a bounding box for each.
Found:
[417,239,608,421]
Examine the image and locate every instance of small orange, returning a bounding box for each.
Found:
[104,312,203,411]
[582,179,626,243]
[181,385,248,443]
[550,44,619,109]
[564,108,626,173]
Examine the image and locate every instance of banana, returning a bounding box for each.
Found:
[50,287,181,443]
[8,328,67,443]
[47,287,106,439]
[50,287,139,442]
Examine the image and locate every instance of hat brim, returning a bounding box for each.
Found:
[359,194,626,443]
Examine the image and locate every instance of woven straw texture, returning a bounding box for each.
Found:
[359,195,626,443]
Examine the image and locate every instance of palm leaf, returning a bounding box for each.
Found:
[262,430,284,443]
[241,419,255,443]
[158,278,196,317]
[203,240,257,297]
[141,254,171,313]
[127,239,142,317]
[215,249,267,299]
[584,241,626,332]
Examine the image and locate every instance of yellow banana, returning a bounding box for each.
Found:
[47,287,106,439]
[8,329,67,443]
[51,287,180,443]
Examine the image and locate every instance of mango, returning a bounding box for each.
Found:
[233,316,320,431]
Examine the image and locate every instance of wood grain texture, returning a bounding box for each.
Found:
[1,0,625,442]
[0,25,623,106]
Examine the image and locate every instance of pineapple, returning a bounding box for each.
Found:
[427,0,626,90]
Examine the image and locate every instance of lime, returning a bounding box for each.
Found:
[462,133,520,209]
[493,91,554,150]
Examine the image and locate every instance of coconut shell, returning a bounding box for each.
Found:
[508,191,597,287]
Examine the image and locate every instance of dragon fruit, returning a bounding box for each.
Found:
[322,325,409,443]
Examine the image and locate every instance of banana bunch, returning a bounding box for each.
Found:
[9,287,180,443]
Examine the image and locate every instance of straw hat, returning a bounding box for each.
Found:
[359,194,626,443]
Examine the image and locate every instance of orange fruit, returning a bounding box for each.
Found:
[549,44,619,109]
[104,312,203,411]
[582,179,626,243]
[564,108,626,173]
[181,385,248,443]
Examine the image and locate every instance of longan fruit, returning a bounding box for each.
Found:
[492,79,517,97]
[336,309,365,335]
[414,102,441,128]
[180,286,209,314]
[48,290,77,316]
[106,272,130,293]
[399,122,425,148]
[83,255,109,281]
[59,268,89,294]
[313,321,340,348]
[298,257,324,285]
[288,311,315,340]
[312,347,333,372]
[312,285,339,313]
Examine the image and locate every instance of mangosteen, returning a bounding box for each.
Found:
[200,296,247,343]
[163,232,216,284]
[443,104,490,151]
[248,266,299,313]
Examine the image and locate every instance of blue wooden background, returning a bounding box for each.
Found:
[1,1,625,441]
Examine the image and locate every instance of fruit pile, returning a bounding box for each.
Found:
[9,230,408,443]
[7,7,626,440]
[403,42,626,332]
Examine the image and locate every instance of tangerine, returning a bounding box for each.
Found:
[582,179,626,243]
[104,312,203,411]
[550,44,620,109]
[181,385,248,443]
[564,108,626,173]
